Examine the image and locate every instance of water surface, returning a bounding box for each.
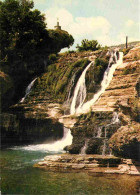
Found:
[1,148,139,195]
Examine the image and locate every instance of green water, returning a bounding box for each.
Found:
[0,148,139,195]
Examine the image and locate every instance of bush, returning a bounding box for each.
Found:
[122,67,136,75]
[49,54,57,61]
[76,39,101,52]
[122,48,130,55]
[93,58,108,83]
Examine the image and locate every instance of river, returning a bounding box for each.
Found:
[1,147,139,195]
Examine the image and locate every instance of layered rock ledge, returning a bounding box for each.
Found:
[34,154,140,176]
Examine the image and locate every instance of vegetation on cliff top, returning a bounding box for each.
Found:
[0,0,74,109]
[76,39,101,52]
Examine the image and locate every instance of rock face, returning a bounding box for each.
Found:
[1,44,140,162]
[35,154,140,175]
[68,45,140,161]
[1,50,102,147]
[67,112,121,154]
[1,113,63,147]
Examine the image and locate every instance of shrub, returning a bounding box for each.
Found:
[49,54,57,61]
[121,48,130,55]
[122,67,136,75]
[93,57,108,83]
[76,39,101,52]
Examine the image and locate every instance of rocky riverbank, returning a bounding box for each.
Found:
[34,154,140,176]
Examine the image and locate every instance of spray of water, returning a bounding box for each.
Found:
[11,127,73,153]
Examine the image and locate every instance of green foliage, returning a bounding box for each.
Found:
[55,59,89,94]
[48,29,74,53]
[0,0,49,74]
[47,54,57,65]
[121,48,130,55]
[49,54,57,61]
[0,0,74,107]
[32,59,90,103]
[0,0,74,75]
[122,67,136,75]
[76,39,101,52]
[93,57,108,83]
[61,50,76,56]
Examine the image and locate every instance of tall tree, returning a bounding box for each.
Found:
[0,0,74,75]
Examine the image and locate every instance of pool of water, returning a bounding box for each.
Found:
[0,148,139,195]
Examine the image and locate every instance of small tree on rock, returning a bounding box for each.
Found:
[76,39,101,51]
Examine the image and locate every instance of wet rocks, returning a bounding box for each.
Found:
[35,154,140,175]
[68,111,121,155]
[35,154,121,170]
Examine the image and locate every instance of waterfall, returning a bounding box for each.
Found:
[102,128,107,156]
[70,62,94,115]
[73,51,123,114]
[112,112,119,124]
[101,112,119,155]
[96,127,102,138]
[80,139,89,155]
[11,127,73,153]
[65,73,76,106]
[20,78,37,103]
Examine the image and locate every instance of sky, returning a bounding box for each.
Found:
[33,0,140,50]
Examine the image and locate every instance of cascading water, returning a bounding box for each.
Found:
[72,51,123,114]
[96,127,102,138]
[102,128,107,156]
[20,78,37,103]
[101,112,120,155]
[80,139,89,155]
[70,61,94,115]
[66,73,76,105]
[11,127,73,153]
[112,112,120,124]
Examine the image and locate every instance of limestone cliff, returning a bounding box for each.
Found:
[1,44,140,161]
[1,50,103,146]
[69,44,140,161]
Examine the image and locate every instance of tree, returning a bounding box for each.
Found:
[48,29,74,53]
[76,39,101,52]
[0,0,74,75]
[0,0,74,105]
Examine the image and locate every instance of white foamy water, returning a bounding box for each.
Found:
[75,52,123,114]
[80,139,89,155]
[112,112,119,124]
[20,78,37,103]
[70,62,94,115]
[11,127,73,153]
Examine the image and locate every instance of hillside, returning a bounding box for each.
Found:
[1,44,140,161]
[68,44,140,160]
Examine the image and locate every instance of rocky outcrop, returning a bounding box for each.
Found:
[1,112,63,147]
[35,154,140,175]
[67,112,121,154]
[1,44,140,162]
[91,58,140,112]
[1,50,103,147]
[0,71,15,111]
[68,45,140,160]
[109,117,140,161]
